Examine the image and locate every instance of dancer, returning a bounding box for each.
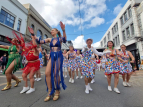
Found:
[81,38,103,94]
[35,45,43,81]
[67,46,77,83]
[104,41,122,94]
[96,57,101,71]
[63,50,68,78]
[28,21,67,101]
[101,55,107,77]
[1,53,7,70]
[75,50,83,79]
[20,31,40,94]
[119,44,135,87]
[1,34,23,91]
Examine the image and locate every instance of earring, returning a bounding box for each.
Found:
[57,34,59,37]
[112,47,114,50]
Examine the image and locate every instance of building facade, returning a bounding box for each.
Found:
[99,0,143,69]
[0,0,28,56]
[22,3,53,66]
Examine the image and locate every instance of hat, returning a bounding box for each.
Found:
[86,38,93,43]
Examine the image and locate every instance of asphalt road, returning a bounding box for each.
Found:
[0,68,143,107]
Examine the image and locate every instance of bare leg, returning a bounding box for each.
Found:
[122,74,126,82]
[84,77,88,85]
[76,68,78,77]
[22,73,29,87]
[114,73,119,88]
[72,70,75,79]
[107,74,112,86]
[68,69,71,78]
[126,73,131,82]
[29,69,36,88]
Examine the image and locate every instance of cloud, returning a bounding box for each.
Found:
[71,36,100,49]
[18,0,107,28]
[113,4,123,15]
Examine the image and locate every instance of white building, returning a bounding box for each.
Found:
[0,0,28,56]
[99,0,143,69]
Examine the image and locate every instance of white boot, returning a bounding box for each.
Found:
[71,79,74,83]
[26,88,35,94]
[123,82,127,87]
[126,82,131,87]
[20,86,29,94]
[76,76,79,79]
[88,83,93,91]
[91,79,95,83]
[114,88,120,94]
[80,76,83,79]
[85,85,89,94]
[35,78,38,81]
[108,86,112,92]
[69,78,72,83]
[37,78,42,81]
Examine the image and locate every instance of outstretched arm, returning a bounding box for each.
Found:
[60,21,67,40]
[0,45,9,49]
[128,51,135,63]
[93,47,103,56]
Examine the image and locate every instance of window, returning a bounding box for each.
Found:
[116,23,118,31]
[112,28,114,34]
[120,17,124,25]
[122,31,126,41]
[115,37,117,46]
[101,41,103,47]
[128,7,132,17]
[104,37,106,44]
[0,9,15,28]
[124,12,128,21]
[17,20,21,31]
[31,24,34,30]
[126,27,130,38]
[131,24,134,35]
[37,30,42,38]
[44,34,48,39]
[117,35,120,44]
[108,32,110,40]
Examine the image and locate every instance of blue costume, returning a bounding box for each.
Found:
[45,37,67,95]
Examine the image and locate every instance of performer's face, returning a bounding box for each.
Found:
[51,29,58,36]
[69,46,74,51]
[63,50,67,54]
[107,42,113,48]
[77,50,80,54]
[87,40,92,46]
[121,45,126,51]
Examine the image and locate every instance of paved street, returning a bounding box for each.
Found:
[0,68,143,107]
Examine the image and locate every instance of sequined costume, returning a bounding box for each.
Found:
[68,53,77,71]
[76,55,81,68]
[39,52,43,68]
[22,50,40,74]
[3,45,22,74]
[63,56,68,68]
[119,51,132,74]
[81,47,103,78]
[45,37,67,95]
[105,49,120,75]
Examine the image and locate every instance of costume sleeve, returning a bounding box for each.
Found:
[59,37,67,43]
[93,47,103,56]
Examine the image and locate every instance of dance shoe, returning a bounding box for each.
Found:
[80,76,83,79]
[14,78,21,87]
[44,90,53,102]
[26,88,35,94]
[53,91,60,101]
[71,79,74,83]
[76,76,79,79]
[126,82,131,87]
[20,86,29,94]
[105,75,107,78]
[1,82,11,91]
[65,75,67,78]
[88,83,93,91]
[91,79,95,84]
[123,82,127,87]
[35,78,38,81]
[85,85,89,94]
[69,78,72,83]
[108,86,112,92]
[114,88,120,94]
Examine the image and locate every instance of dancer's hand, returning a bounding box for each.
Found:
[60,21,65,31]
[28,26,34,35]
[123,60,128,63]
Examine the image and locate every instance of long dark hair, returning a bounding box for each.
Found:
[54,28,62,37]
[107,41,114,47]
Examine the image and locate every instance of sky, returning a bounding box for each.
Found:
[18,0,127,48]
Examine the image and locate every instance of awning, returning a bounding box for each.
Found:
[0,48,8,51]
